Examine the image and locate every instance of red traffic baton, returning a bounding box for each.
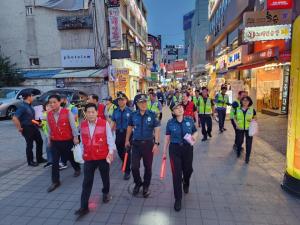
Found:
[122,146,130,173]
[160,156,167,180]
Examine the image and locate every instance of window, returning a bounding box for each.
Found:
[122,4,128,20]
[29,58,39,66]
[130,13,136,29]
[26,6,33,16]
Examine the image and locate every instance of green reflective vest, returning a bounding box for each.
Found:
[192,96,200,106]
[107,104,117,119]
[235,107,254,130]
[147,100,160,114]
[230,100,241,119]
[41,112,48,136]
[198,97,213,115]
[67,103,79,127]
[215,93,229,108]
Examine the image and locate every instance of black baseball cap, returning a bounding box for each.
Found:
[170,102,183,110]
[136,94,148,103]
[117,92,127,100]
[103,96,113,102]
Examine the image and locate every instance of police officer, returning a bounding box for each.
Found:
[230,91,248,150]
[234,96,256,164]
[147,91,163,120]
[125,94,160,198]
[215,85,230,133]
[198,87,215,141]
[163,102,198,212]
[12,91,46,166]
[111,93,132,180]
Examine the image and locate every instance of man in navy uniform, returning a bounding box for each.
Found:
[125,94,160,198]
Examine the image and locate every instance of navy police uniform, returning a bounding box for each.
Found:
[128,108,160,188]
[166,117,197,202]
[112,105,132,175]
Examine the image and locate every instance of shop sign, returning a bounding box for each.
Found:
[61,49,95,68]
[244,24,292,42]
[245,47,279,64]
[281,65,290,114]
[108,0,120,7]
[279,51,291,62]
[243,10,292,27]
[57,16,93,30]
[227,45,248,68]
[267,0,293,10]
[108,7,122,49]
[116,68,129,76]
[215,55,227,72]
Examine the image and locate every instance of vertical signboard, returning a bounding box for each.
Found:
[282,16,300,196]
[108,7,122,49]
[281,65,290,114]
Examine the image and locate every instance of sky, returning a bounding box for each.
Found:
[144,0,196,47]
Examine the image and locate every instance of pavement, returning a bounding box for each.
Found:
[0,109,299,225]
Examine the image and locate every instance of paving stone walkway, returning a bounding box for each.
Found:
[0,110,299,225]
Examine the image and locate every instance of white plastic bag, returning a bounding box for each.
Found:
[72,144,84,164]
[249,120,258,137]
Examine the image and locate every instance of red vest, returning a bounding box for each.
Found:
[48,108,73,141]
[81,119,109,161]
[98,103,106,120]
[183,101,195,119]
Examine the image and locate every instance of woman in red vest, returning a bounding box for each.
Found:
[182,91,199,127]
[47,95,81,193]
[75,103,116,217]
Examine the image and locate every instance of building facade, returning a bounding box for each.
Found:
[0,0,109,96]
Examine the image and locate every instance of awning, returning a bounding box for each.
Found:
[22,69,62,79]
[52,69,108,78]
[237,60,271,70]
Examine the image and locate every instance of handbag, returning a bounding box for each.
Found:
[72,144,84,164]
[249,120,258,137]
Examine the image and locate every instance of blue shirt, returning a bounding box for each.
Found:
[128,110,160,141]
[111,106,132,131]
[14,102,35,127]
[166,117,197,144]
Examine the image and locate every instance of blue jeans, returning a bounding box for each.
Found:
[42,133,52,163]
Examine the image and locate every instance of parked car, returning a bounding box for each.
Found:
[0,87,42,118]
[32,89,88,107]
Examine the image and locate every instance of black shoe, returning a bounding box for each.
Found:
[75,208,89,217]
[37,158,47,164]
[47,182,61,193]
[143,186,151,198]
[219,130,223,134]
[245,158,250,164]
[223,128,227,131]
[237,151,241,158]
[43,162,52,168]
[183,183,189,194]
[174,200,182,212]
[201,137,208,142]
[133,183,142,196]
[208,133,212,138]
[73,170,81,177]
[103,194,112,203]
[28,161,38,167]
[124,173,131,180]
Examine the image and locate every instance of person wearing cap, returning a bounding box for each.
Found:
[104,96,117,124]
[182,91,198,126]
[214,85,231,133]
[133,90,142,109]
[230,91,248,150]
[75,103,116,217]
[87,94,106,120]
[234,96,256,164]
[125,94,161,198]
[111,93,132,180]
[12,91,46,167]
[156,87,165,106]
[163,102,198,212]
[147,91,163,121]
[198,87,215,141]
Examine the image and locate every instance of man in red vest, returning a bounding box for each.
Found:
[75,103,116,217]
[47,95,81,193]
[87,94,106,120]
[182,91,199,127]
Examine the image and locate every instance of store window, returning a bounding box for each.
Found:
[29,58,39,66]
[26,6,33,16]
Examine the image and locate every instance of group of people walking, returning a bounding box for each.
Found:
[12,85,256,215]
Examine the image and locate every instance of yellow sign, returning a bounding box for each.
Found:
[286,17,300,179]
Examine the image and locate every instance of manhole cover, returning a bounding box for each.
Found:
[127,178,165,198]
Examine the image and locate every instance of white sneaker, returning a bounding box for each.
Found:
[59,163,68,170]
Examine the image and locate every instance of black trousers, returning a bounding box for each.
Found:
[217,108,226,131]
[199,115,212,138]
[236,130,253,160]
[51,140,80,183]
[231,119,237,146]
[169,143,193,201]
[81,160,110,209]
[22,125,43,164]
[115,130,131,174]
[131,140,154,187]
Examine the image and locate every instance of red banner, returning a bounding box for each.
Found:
[267,0,293,10]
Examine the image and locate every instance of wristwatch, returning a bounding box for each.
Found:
[154,142,160,146]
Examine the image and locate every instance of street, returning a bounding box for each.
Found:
[0,109,299,225]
